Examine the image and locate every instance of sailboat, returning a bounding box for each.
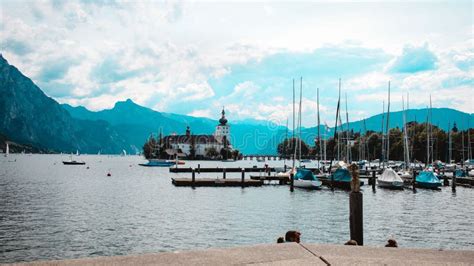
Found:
[415,96,441,189]
[377,82,404,189]
[292,77,321,189]
[327,79,363,189]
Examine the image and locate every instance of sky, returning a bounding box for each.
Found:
[1,0,473,127]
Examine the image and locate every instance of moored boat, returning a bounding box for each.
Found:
[139,159,176,167]
[415,170,442,189]
[327,161,364,190]
[377,168,404,189]
[62,160,85,165]
[293,168,322,189]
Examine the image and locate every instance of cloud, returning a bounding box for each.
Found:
[188,109,213,118]
[1,39,32,55]
[389,44,438,73]
[38,58,78,82]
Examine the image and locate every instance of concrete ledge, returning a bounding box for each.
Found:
[9,243,474,266]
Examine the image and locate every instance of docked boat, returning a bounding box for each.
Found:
[327,161,364,190]
[300,159,311,163]
[415,170,442,189]
[139,159,176,167]
[377,168,404,189]
[293,168,322,189]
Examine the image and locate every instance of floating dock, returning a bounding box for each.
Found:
[171,178,263,187]
[14,243,474,265]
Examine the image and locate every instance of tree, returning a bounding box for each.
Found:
[205,147,219,159]
[277,138,310,158]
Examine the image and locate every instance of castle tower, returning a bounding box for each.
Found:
[214,107,230,143]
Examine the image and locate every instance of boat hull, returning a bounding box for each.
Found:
[415,182,442,189]
[62,161,85,165]
[293,179,322,189]
[377,179,404,189]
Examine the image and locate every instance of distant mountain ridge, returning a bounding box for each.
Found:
[1,54,472,155]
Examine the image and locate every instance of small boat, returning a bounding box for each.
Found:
[455,169,467,178]
[139,159,176,167]
[293,168,322,189]
[257,157,265,162]
[415,170,442,189]
[328,161,364,190]
[63,160,86,165]
[300,159,311,163]
[377,168,404,189]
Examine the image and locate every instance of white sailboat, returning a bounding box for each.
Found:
[378,81,404,189]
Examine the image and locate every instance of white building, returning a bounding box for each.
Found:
[163,108,232,158]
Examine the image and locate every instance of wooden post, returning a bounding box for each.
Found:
[197,164,201,174]
[241,168,245,188]
[349,163,363,246]
[371,170,376,192]
[192,168,195,188]
[290,173,294,192]
[412,170,417,193]
[330,172,334,191]
[452,172,456,192]
[223,168,226,179]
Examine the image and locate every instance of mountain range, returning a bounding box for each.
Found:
[1,54,472,155]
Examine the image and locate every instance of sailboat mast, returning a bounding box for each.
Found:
[468,120,472,160]
[345,92,350,163]
[317,87,321,163]
[381,100,385,168]
[426,106,430,166]
[448,122,452,164]
[386,81,391,163]
[329,78,342,172]
[298,77,303,167]
[292,79,296,170]
[285,117,289,167]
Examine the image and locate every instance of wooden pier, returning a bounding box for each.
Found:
[169,167,277,173]
[172,178,263,187]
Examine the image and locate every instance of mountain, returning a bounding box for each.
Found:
[0,54,127,154]
[62,100,286,155]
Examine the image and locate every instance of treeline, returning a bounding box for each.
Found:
[277,122,473,163]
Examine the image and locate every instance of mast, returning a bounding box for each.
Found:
[284,117,289,167]
[329,78,342,173]
[386,81,391,163]
[430,95,433,163]
[298,77,303,167]
[468,120,472,160]
[345,92,350,163]
[292,79,296,170]
[461,130,465,163]
[426,106,430,166]
[317,87,321,164]
[381,100,385,168]
[402,95,410,170]
[448,122,452,164]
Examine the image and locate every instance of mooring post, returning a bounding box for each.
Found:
[371,170,376,192]
[197,164,200,174]
[452,172,456,192]
[192,168,196,188]
[223,168,226,179]
[290,173,294,192]
[412,170,417,193]
[331,172,334,191]
[349,163,363,246]
[241,168,245,188]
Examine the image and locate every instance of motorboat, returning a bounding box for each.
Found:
[377,168,404,189]
[293,168,322,189]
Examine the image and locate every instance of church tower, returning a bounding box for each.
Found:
[214,107,230,142]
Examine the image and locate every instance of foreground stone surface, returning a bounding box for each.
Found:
[9,243,474,266]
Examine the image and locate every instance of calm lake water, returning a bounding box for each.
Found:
[1,154,473,263]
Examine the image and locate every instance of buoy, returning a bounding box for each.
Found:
[107,172,111,177]
[86,166,90,169]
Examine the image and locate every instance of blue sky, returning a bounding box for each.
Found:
[1,0,472,127]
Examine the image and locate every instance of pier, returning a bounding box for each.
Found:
[14,243,474,265]
[171,178,263,187]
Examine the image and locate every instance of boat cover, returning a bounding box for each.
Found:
[455,169,466,178]
[379,168,403,182]
[416,170,440,183]
[332,168,351,182]
[294,168,317,181]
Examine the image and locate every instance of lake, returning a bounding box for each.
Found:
[1,154,473,263]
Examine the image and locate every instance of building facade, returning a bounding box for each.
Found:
[162,108,232,158]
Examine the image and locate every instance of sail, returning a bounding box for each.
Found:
[379,168,403,182]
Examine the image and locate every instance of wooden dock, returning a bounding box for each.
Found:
[171,178,263,187]
[169,167,277,173]
[14,243,474,265]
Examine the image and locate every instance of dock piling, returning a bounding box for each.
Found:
[192,168,196,188]
[198,164,200,174]
[349,163,363,246]
[241,168,245,188]
[452,173,456,192]
[290,173,294,192]
[223,168,226,179]
[371,170,376,192]
[412,170,417,193]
